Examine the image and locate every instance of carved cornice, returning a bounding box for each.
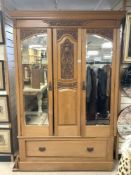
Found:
[57,29,78,41]
[87,29,113,41]
[10,11,125,21]
[57,82,77,89]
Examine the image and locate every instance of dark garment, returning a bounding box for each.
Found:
[86,66,92,102]
[103,65,111,112]
[97,68,108,118]
[86,66,111,121]
[97,96,108,118]
[97,68,107,99]
[86,68,97,121]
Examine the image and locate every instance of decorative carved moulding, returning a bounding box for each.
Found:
[57,82,77,89]
[61,39,74,80]
[42,19,120,28]
[57,29,78,41]
[20,28,47,40]
[87,29,113,41]
[43,19,92,26]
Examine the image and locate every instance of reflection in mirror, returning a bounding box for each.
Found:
[21,32,48,126]
[86,34,112,125]
[117,105,131,139]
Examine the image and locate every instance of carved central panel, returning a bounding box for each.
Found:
[60,39,74,80]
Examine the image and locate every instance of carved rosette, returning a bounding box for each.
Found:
[61,39,74,80]
[57,29,78,41]
[87,29,113,41]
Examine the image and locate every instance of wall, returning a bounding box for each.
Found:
[115,0,131,154]
[112,0,123,10]
[120,1,131,124]
[125,0,131,11]
[0,0,18,155]
[4,12,18,154]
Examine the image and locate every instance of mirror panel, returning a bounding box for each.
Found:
[21,31,49,126]
[86,33,113,125]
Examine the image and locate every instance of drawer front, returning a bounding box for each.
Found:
[26,140,107,158]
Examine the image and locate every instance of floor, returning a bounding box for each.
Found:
[0,162,118,175]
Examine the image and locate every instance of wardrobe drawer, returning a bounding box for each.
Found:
[26,140,107,158]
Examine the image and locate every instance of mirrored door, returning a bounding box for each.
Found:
[81,29,114,137]
[18,28,53,136]
[86,33,112,125]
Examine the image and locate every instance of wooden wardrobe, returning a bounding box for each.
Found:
[12,11,125,171]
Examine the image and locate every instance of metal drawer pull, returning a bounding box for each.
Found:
[39,147,46,152]
[48,82,53,91]
[87,147,94,152]
[82,81,86,90]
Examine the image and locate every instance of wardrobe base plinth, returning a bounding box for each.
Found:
[18,161,114,171]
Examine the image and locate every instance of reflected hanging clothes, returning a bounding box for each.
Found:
[86,64,111,122]
[90,68,97,120]
[103,65,111,112]
[86,67,97,121]
[97,68,108,118]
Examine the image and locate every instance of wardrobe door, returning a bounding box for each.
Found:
[81,29,115,137]
[17,28,53,136]
[53,28,81,136]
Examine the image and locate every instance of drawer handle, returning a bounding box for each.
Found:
[39,147,46,152]
[82,81,86,91]
[87,147,94,152]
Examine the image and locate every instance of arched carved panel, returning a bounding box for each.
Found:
[87,29,113,41]
[57,29,78,41]
[20,28,47,40]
